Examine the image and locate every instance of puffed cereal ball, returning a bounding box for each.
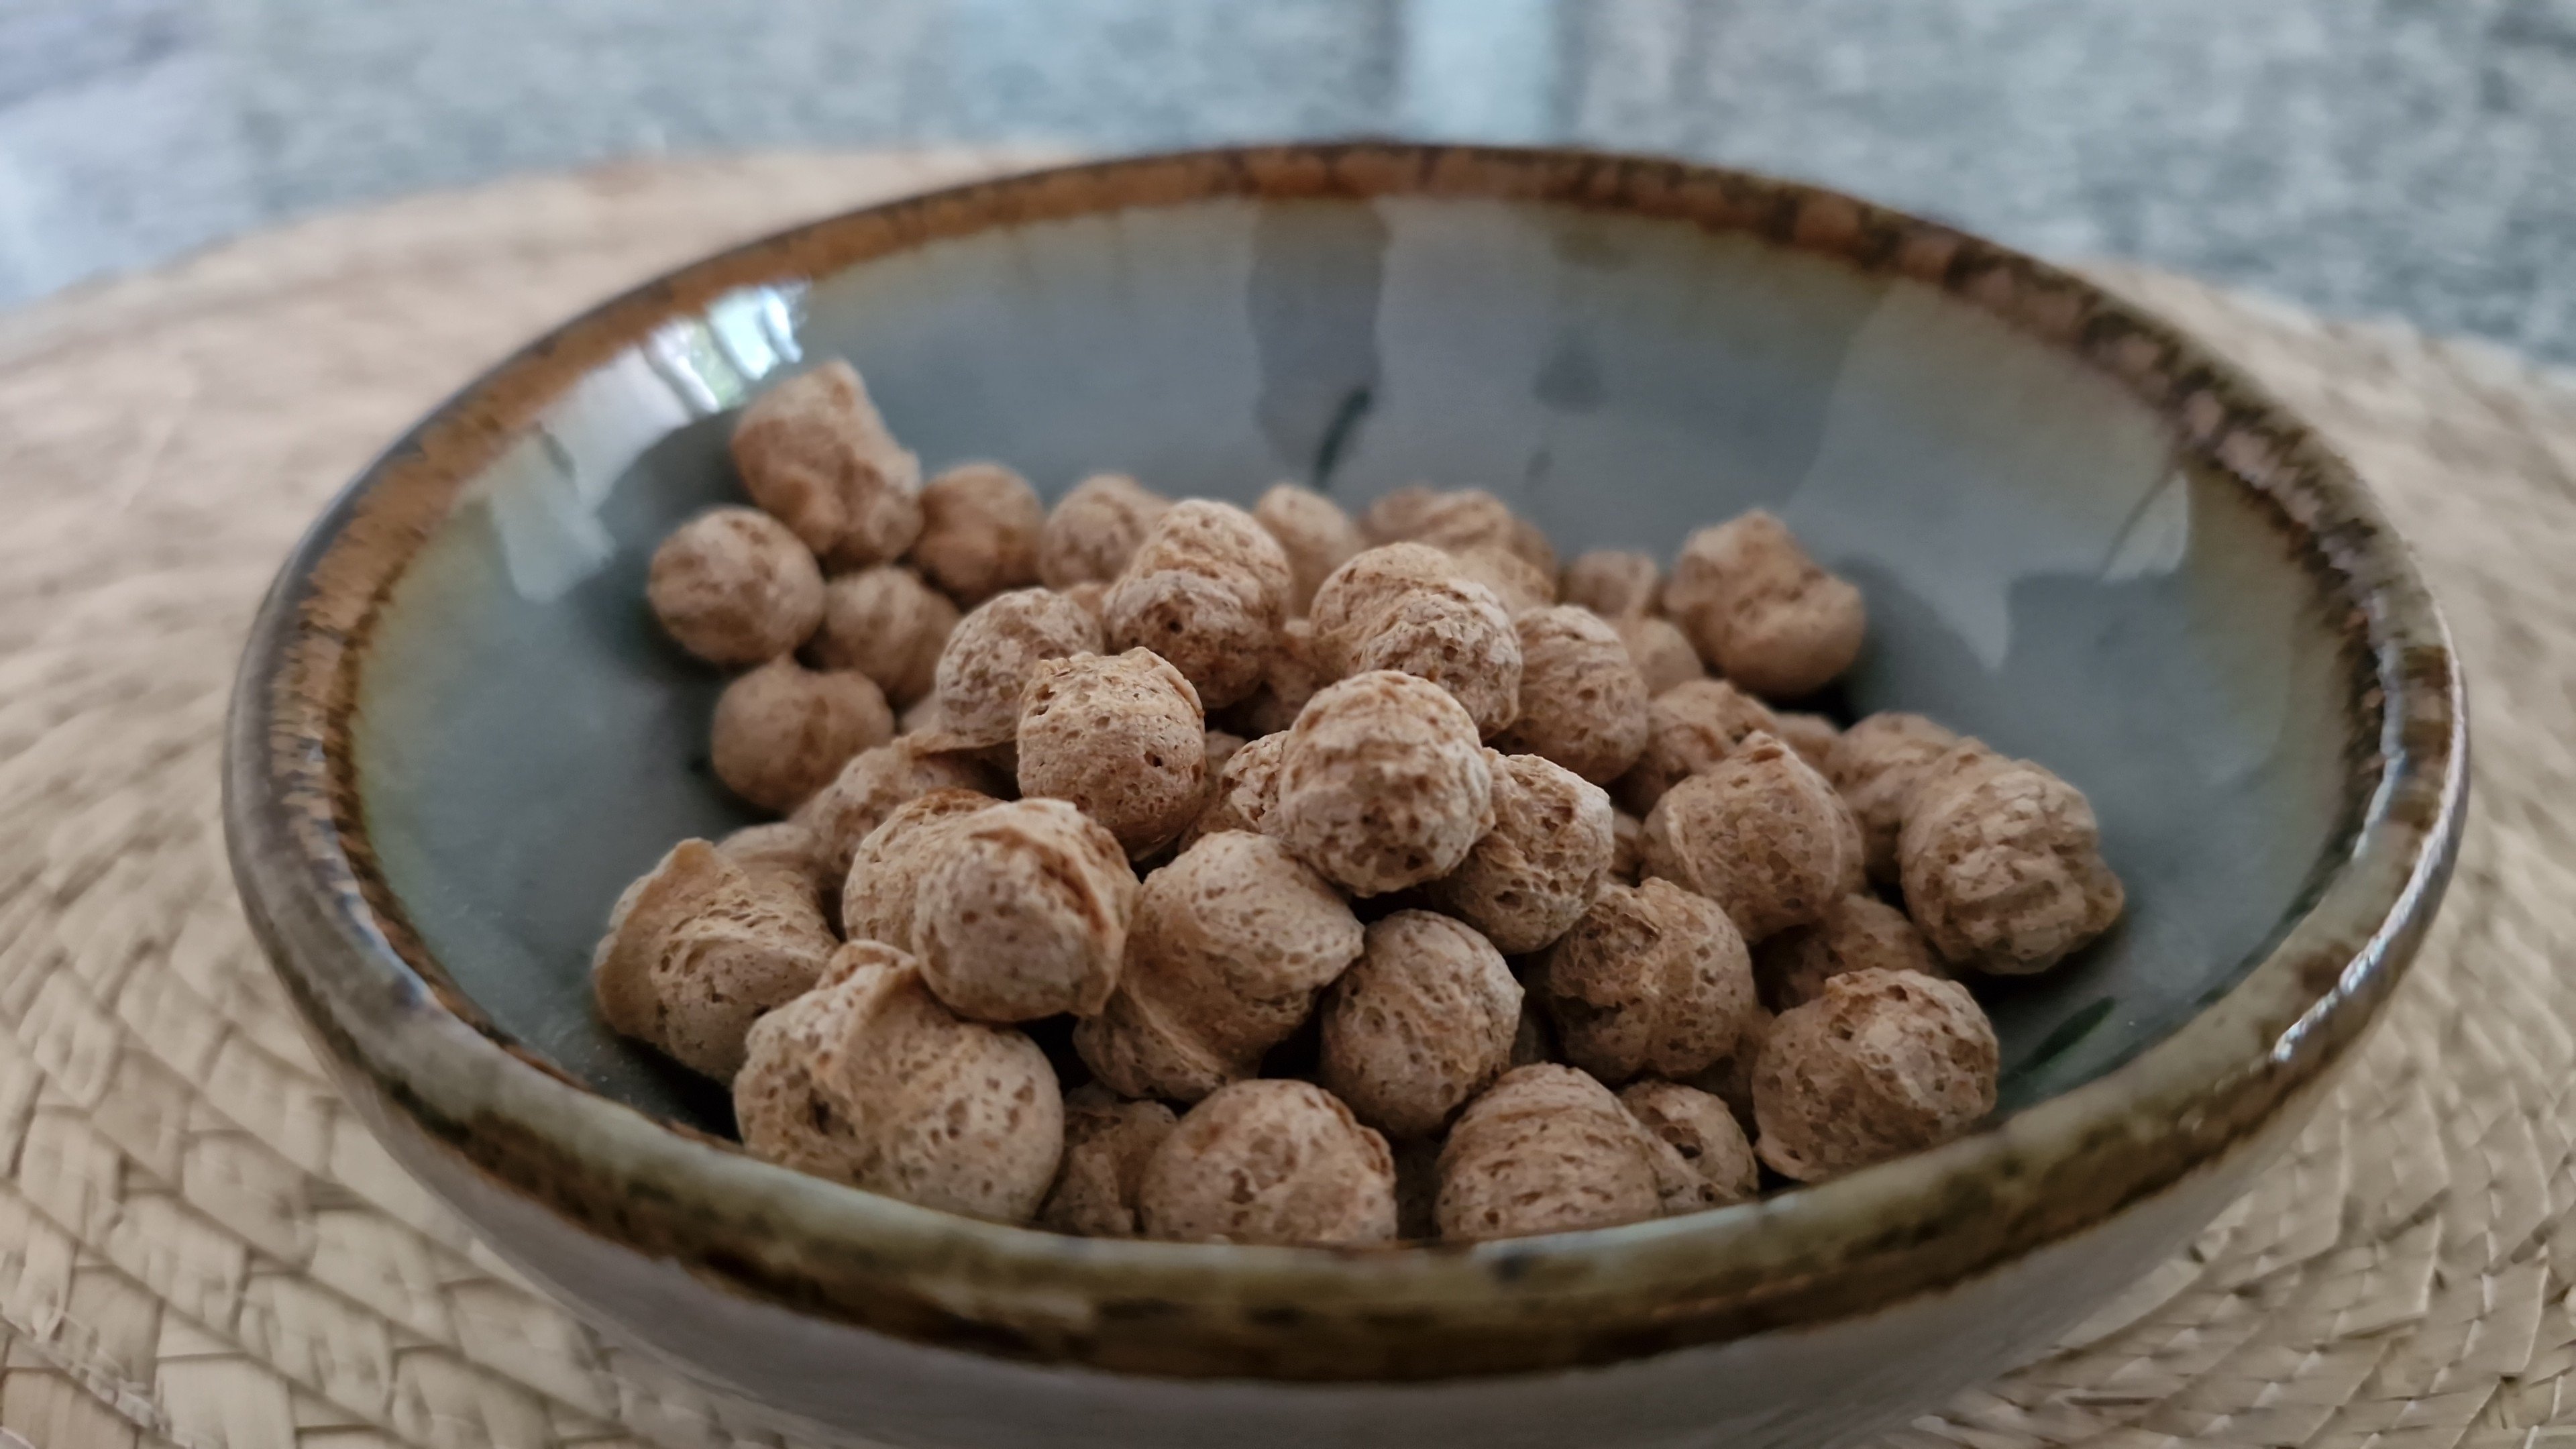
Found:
[1752,969,1997,1182]
[931,586,1104,747]
[809,565,958,706]
[1613,678,1780,816]
[647,507,824,665]
[1016,649,1207,857]
[1362,486,1556,574]
[1619,1080,1759,1209]
[1496,606,1650,784]
[799,738,1004,878]
[1307,541,1457,663]
[1311,547,1522,738]
[1560,549,1661,619]
[730,360,923,567]
[913,461,1044,604]
[1538,878,1756,1083]
[841,788,1000,953]
[1426,752,1615,953]
[1664,510,1864,698]
[1061,579,1109,626]
[1254,481,1366,613]
[1899,748,2124,975]
[716,820,835,908]
[1227,616,1327,738]
[1614,614,1706,697]
[1273,671,1497,896]
[594,840,836,1079]
[1183,730,1287,847]
[1827,712,1962,885]
[1642,731,1856,941]
[709,657,894,813]
[1682,1001,1770,1130]
[912,798,1137,1022]
[736,942,1063,1220]
[1772,712,1841,773]
[1138,1079,1398,1246]
[1318,911,1521,1138]
[1756,894,1941,1010]
[1450,544,1556,616]
[1434,1065,1670,1242]
[1039,472,1167,589]
[1104,500,1293,709]
[1038,1086,1179,1238]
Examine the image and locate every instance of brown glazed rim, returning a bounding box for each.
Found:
[223,143,2465,1383]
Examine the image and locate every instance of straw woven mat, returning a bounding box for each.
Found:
[0,148,2567,1449]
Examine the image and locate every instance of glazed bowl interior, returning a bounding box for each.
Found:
[356,172,2361,1135]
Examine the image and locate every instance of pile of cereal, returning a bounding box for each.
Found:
[598,358,2125,1246]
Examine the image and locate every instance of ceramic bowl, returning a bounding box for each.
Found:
[224,144,2464,1449]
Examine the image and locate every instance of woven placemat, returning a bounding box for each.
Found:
[0,150,2567,1449]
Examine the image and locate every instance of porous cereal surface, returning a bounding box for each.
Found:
[930,586,1104,748]
[1426,752,1616,953]
[1900,748,2125,975]
[1539,878,1756,1084]
[1272,671,1497,896]
[1138,1079,1398,1245]
[593,840,836,1080]
[1560,549,1661,619]
[1038,1086,1178,1238]
[1827,712,1963,885]
[1614,678,1780,816]
[839,788,1002,954]
[1434,1065,1668,1242]
[1757,894,1942,1011]
[1664,510,1864,699]
[1620,1080,1759,1209]
[1254,482,1365,614]
[709,657,892,813]
[1497,606,1651,785]
[809,565,957,706]
[1016,649,1207,857]
[800,740,1002,879]
[1104,500,1293,709]
[729,360,922,568]
[1039,473,1168,589]
[647,507,824,666]
[912,798,1136,1022]
[1318,910,1521,1139]
[913,462,1044,604]
[1752,969,1997,1182]
[1640,732,1856,942]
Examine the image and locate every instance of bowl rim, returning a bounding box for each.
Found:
[223,141,2466,1383]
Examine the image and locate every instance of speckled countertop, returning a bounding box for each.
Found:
[3,0,2571,362]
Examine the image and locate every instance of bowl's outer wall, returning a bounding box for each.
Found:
[356,193,2357,1130]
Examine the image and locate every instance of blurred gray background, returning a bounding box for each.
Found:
[3,0,2570,360]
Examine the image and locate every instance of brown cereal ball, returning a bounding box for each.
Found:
[1773,712,1841,772]
[1614,614,1706,697]
[717,820,835,909]
[1619,1080,1759,1209]
[1538,878,1756,1083]
[1496,606,1651,785]
[1900,750,2125,975]
[930,587,1104,747]
[1426,753,1616,954]
[1183,730,1287,847]
[1138,1079,1398,1246]
[1227,616,1328,738]
[912,799,1136,1022]
[841,788,1000,952]
[1038,1087,1179,1238]
[1450,544,1556,616]
[731,360,924,567]
[810,565,959,706]
[736,942,1062,1220]
[1273,671,1497,896]
[709,657,894,814]
[1039,472,1168,589]
[1610,809,1645,885]
[1075,831,1364,1102]
[1014,649,1206,857]
[1318,911,1521,1139]
[912,462,1044,604]
[1060,579,1108,625]
[1753,969,1998,1182]
[799,739,1004,879]
[1254,481,1365,613]
[1103,500,1293,709]
[1757,894,1942,1011]
[1362,486,1556,574]
[1613,678,1781,816]
[1827,712,1963,885]
[1434,1064,1668,1242]
[1308,541,1458,661]
[1561,549,1662,619]
[1311,547,1521,737]
[594,840,836,1079]
[647,507,825,665]
[1681,1000,1770,1130]
[1664,510,1864,698]
[1641,732,1856,942]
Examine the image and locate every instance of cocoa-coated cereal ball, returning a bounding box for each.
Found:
[930,586,1104,747]
[1664,510,1864,698]
[1434,1064,1671,1242]
[1318,911,1521,1138]
[1619,1080,1759,1210]
[735,942,1063,1220]
[1450,544,1556,616]
[1362,486,1556,574]
[647,507,824,665]
[840,787,1000,953]
[912,462,1044,604]
[799,739,1004,879]
[1538,878,1756,1083]
[1613,678,1780,816]
[1773,712,1841,773]
[1038,1086,1178,1238]
[1273,671,1496,896]
[593,840,836,1080]
[1226,616,1328,738]
[1183,730,1287,847]
[1641,731,1856,941]
[1614,614,1706,697]
[1016,649,1206,857]
[1104,500,1293,709]
[1827,712,1962,885]
[710,657,893,814]
[912,798,1136,1022]
[730,360,923,567]
[1496,606,1650,784]
[1426,752,1615,954]
[1038,472,1167,589]
[1138,1079,1398,1246]
[1756,894,1941,1010]
[810,565,958,706]
[1752,969,1997,1182]
[1254,482,1365,614]
[1899,748,2124,975]
[1560,549,1662,619]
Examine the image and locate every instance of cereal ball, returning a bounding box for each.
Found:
[1038,1087,1179,1238]
[1614,614,1706,697]
[799,739,1004,879]
[730,360,923,567]
[841,788,1000,952]
[1318,912,1521,1139]
[1753,969,1998,1181]
[1538,878,1756,1083]
[1226,616,1327,738]
[810,565,959,706]
[1434,1065,1669,1242]
[912,462,1044,604]
[710,657,894,814]
[1664,510,1864,698]
[1496,607,1650,785]
[1362,486,1556,574]
[913,799,1136,1022]
[1075,831,1364,1102]
[1311,547,1521,737]
[930,587,1104,747]
[1619,1081,1759,1210]
[717,820,835,909]
[1773,712,1841,773]
[647,507,824,665]
[594,840,836,1079]
[1138,1080,1398,1246]
[1016,650,1206,857]
[1900,749,2124,975]
[736,942,1062,1220]
[1757,894,1941,1010]
[1560,549,1661,619]
[1254,482,1365,613]
[1309,541,1458,657]
[1104,500,1293,709]
[1450,545,1556,616]
[1039,472,1168,589]
[1641,732,1856,942]
[1426,753,1615,953]
[1610,809,1645,884]
[1183,730,1288,847]
[1682,1001,1770,1130]
[1613,678,1779,816]
[1273,671,1496,896]
[1827,712,1962,885]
